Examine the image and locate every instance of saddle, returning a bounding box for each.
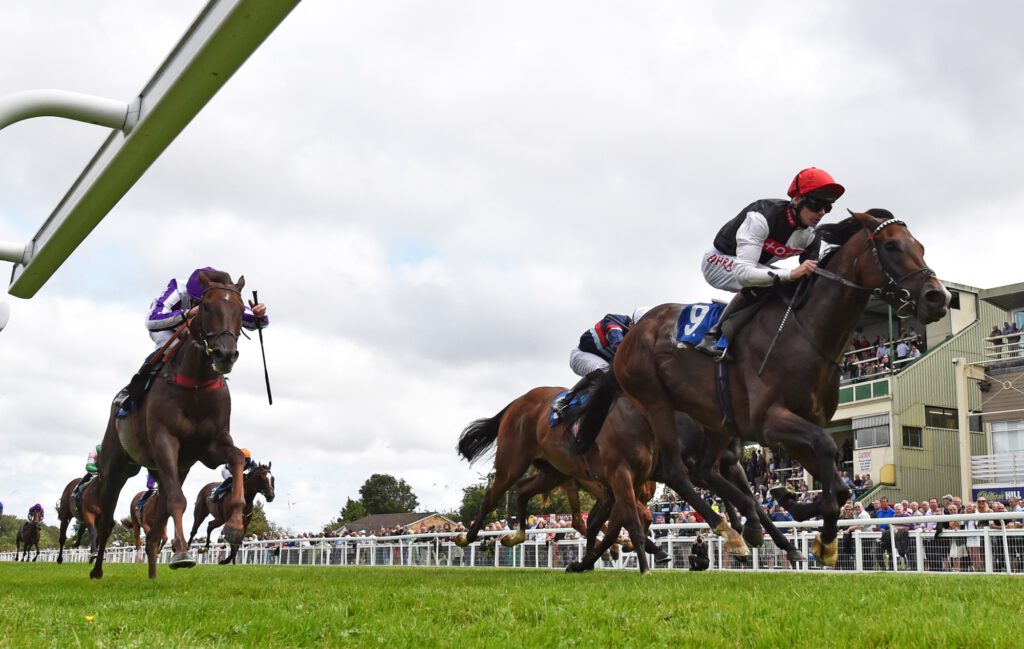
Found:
[674,302,729,350]
[137,488,157,516]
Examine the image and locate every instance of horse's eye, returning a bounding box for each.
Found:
[884,241,900,253]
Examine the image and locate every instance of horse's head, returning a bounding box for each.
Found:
[252,462,275,502]
[846,209,950,324]
[190,270,246,374]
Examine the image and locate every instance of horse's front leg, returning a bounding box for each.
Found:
[150,430,195,570]
[222,447,247,546]
[762,404,847,567]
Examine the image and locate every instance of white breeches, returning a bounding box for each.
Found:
[570,349,609,377]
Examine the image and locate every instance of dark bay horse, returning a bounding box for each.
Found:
[56,477,102,564]
[123,490,168,577]
[89,270,252,579]
[187,462,275,564]
[581,210,949,566]
[16,509,43,561]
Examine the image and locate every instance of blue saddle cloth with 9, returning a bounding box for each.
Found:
[549,390,588,427]
[675,302,729,350]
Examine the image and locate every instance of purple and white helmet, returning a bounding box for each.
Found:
[185,267,218,301]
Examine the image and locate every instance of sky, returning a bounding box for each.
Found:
[1,1,1023,535]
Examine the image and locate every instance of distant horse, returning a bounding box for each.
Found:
[89,270,252,580]
[16,509,43,561]
[56,477,102,564]
[122,489,168,576]
[187,462,275,564]
[580,211,949,566]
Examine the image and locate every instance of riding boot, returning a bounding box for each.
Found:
[122,359,159,411]
[554,368,605,419]
[694,289,762,361]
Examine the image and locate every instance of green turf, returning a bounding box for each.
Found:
[0,563,1020,648]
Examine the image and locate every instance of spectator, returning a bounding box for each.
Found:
[990,325,1004,357]
[689,533,710,571]
[963,501,983,572]
[873,497,896,569]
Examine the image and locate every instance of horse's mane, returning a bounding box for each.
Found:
[815,216,862,247]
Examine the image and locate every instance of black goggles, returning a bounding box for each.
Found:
[801,197,833,214]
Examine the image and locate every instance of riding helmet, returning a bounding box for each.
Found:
[787,167,845,201]
[185,267,218,301]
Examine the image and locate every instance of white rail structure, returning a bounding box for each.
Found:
[1,0,300,299]
[5,513,1023,575]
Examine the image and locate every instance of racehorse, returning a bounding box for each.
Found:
[16,509,43,561]
[187,462,275,564]
[457,384,791,572]
[88,270,252,579]
[122,489,168,577]
[579,210,949,566]
[56,477,102,564]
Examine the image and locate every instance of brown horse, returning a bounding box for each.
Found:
[56,477,102,564]
[581,210,949,566]
[122,489,168,577]
[187,462,275,564]
[16,509,43,561]
[89,270,251,579]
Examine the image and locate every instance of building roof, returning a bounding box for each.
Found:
[980,282,1024,312]
[341,512,453,533]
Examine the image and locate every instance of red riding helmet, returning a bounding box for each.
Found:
[787,167,845,201]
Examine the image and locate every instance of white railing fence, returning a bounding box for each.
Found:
[4,512,1022,575]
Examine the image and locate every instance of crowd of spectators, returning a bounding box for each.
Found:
[988,321,1022,359]
[841,327,926,382]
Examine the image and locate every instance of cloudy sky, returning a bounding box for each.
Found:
[1,1,1022,535]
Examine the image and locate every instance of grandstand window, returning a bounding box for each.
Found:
[856,425,890,449]
[902,426,923,449]
[969,412,983,433]
[992,420,1024,454]
[925,406,957,429]
[948,290,961,309]
[1014,310,1024,329]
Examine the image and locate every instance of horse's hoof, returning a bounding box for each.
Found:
[787,549,806,563]
[621,540,635,553]
[653,549,672,565]
[815,535,838,566]
[89,569,103,580]
[197,546,208,555]
[169,552,196,569]
[742,526,765,548]
[454,533,469,548]
[770,486,797,503]
[57,557,63,565]
[222,526,244,546]
[500,532,526,548]
[714,521,750,557]
[565,561,592,573]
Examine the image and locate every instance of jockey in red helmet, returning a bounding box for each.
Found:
[694,168,845,359]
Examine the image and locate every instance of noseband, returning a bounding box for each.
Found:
[815,218,936,318]
[191,285,243,356]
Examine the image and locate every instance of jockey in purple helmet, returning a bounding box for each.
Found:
[146,267,268,347]
[28,503,44,521]
[121,268,269,410]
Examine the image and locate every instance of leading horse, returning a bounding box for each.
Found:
[580,210,948,566]
[187,462,275,564]
[89,270,251,579]
[16,509,43,561]
[56,476,102,564]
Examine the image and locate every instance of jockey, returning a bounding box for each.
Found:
[694,167,845,360]
[78,444,102,494]
[554,311,643,418]
[27,503,44,521]
[145,267,269,347]
[213,448,256,501]
[139,473,159,511]
[122,267,269,409]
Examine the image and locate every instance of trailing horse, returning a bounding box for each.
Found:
[123,489,169,577]
[56,476,102,564]
[16,509,43,561]
[579,210,949,566]
[187,462,275,564]
[88,270,252,579]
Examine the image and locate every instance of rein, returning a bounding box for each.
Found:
[191,284,243,357]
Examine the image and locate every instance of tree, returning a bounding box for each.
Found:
[323,498,366,532]
[358,474,418,514]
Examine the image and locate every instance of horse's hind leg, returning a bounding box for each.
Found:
[91,417,139,580]
[503,469,567,547]
[57,516,70,564]
[455,441,532,548]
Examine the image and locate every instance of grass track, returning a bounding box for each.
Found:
[1,563,1020,648]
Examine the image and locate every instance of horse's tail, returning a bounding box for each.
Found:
[120,517,132,528]
[577,370,621,451]
[457,405,510,464]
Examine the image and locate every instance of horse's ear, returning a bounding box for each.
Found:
[847,209,884,231]
[236,275,245,292]
[267,461,271,470]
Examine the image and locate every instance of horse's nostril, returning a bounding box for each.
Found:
[924,289,946,306]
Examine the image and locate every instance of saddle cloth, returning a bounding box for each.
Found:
[675,302,728,350]
[548,390,588,428]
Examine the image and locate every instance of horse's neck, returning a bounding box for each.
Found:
[168,338,218,382]
[789,240,875,363]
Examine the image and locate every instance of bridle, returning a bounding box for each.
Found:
[190,284,243,356]
[814,218,936,318]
